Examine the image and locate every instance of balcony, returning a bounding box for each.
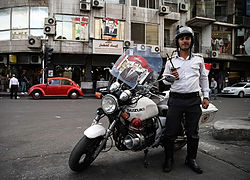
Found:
[186,16,216,27]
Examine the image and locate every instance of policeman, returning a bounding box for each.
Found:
[162,26,210,174]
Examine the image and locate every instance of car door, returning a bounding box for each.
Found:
[46,79,61,95]
[61,79,73,95]
[244,84,250,95]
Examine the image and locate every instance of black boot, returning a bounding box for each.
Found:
[185,136,203,174]
[163,141,174,173]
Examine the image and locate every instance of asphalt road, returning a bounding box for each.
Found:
[0,96,249,180]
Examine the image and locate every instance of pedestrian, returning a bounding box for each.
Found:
[209,77,217,100]
[20,69,29,94]
[162,26,210,174]
[9,74,19,99]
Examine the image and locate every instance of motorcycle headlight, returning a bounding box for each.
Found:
[110,82,120,93]
[101,94,118,114]
[120,90,131,101]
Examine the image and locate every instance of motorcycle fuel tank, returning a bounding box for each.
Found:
[126,97,159,121]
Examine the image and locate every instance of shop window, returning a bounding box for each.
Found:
[94,18,124,40]
[56,15,89,41]
[212,25,232,55]
[131,23,158,45]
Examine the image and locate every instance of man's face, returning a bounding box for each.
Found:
[178,36,191,51]
[109,21,115,30]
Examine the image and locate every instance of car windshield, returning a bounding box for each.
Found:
[232,83,247,87]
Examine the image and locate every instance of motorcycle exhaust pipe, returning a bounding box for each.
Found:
[124,134,144,150]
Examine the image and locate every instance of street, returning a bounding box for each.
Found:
[0,96,250,180]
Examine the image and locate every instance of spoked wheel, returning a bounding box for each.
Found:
[69,135,103,172]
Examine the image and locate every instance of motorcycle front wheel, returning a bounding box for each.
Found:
[69,135,103,172]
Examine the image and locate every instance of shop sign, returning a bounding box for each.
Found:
[93,40,123,55]
[247,0,250,16]
[9,55,17,64]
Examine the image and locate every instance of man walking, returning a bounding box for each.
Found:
[162,26,210,174]
[9,74,19,99]
[210,77,217,100]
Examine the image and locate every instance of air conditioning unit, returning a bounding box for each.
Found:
[159,5,170,15]
[0,55,7,64]
[28,36,41,49]
[45,17,56,26]
[179,3,188,12]
[80,2,91,11]
[43,25,56,35]
[151,46,160,53]
[124,40,134,48]
[92,0,104,8]
[137,44,146,51]
[30,55,41,64]
[211,51,219,58]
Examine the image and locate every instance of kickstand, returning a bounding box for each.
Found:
[144,149,149,168]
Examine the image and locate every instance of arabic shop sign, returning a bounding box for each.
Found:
[93,40,123,55]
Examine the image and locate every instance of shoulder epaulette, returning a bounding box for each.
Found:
[193,53,203,58]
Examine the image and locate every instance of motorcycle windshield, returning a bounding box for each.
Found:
[110,46,162,88]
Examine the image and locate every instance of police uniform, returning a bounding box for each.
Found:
[162,53,209,173]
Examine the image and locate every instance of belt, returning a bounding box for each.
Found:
[170,91,200,99]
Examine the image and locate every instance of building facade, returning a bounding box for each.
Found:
[0,0,249,92]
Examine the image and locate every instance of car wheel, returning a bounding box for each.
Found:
[32,90,42,100]
[238,91,244,98]
[69,91,79,99]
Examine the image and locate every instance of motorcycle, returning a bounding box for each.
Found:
[69,46,218,172]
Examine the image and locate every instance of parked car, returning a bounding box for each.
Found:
[28,77,83,100]
[221,82,250,98]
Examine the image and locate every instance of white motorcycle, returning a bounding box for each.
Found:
[69,46,218,172]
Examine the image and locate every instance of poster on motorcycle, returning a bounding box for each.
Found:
[111,46,162,87]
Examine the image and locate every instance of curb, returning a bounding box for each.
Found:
[213,119,250,141]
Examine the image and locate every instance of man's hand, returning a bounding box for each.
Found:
[170,71,179,80]
[202,98,209,109]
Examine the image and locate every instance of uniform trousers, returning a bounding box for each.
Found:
[10,85,18,99]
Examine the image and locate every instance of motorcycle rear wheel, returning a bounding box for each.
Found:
[69,135,103,172]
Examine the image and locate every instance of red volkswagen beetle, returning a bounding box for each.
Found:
[28,77,83,100]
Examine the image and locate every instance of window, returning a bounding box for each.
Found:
[62,80,72,85]
[105,0,125,4]
[212,25,232,54]
[164,29,170,47]
[94,18,125,40]
[0,6,48,41]
[0,8,10,30]
[131,0,157,9]
[131,23,158,45]
[49,79,60,85]
[55,15,89,41]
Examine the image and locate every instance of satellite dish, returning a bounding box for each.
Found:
[244,37,250,55]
